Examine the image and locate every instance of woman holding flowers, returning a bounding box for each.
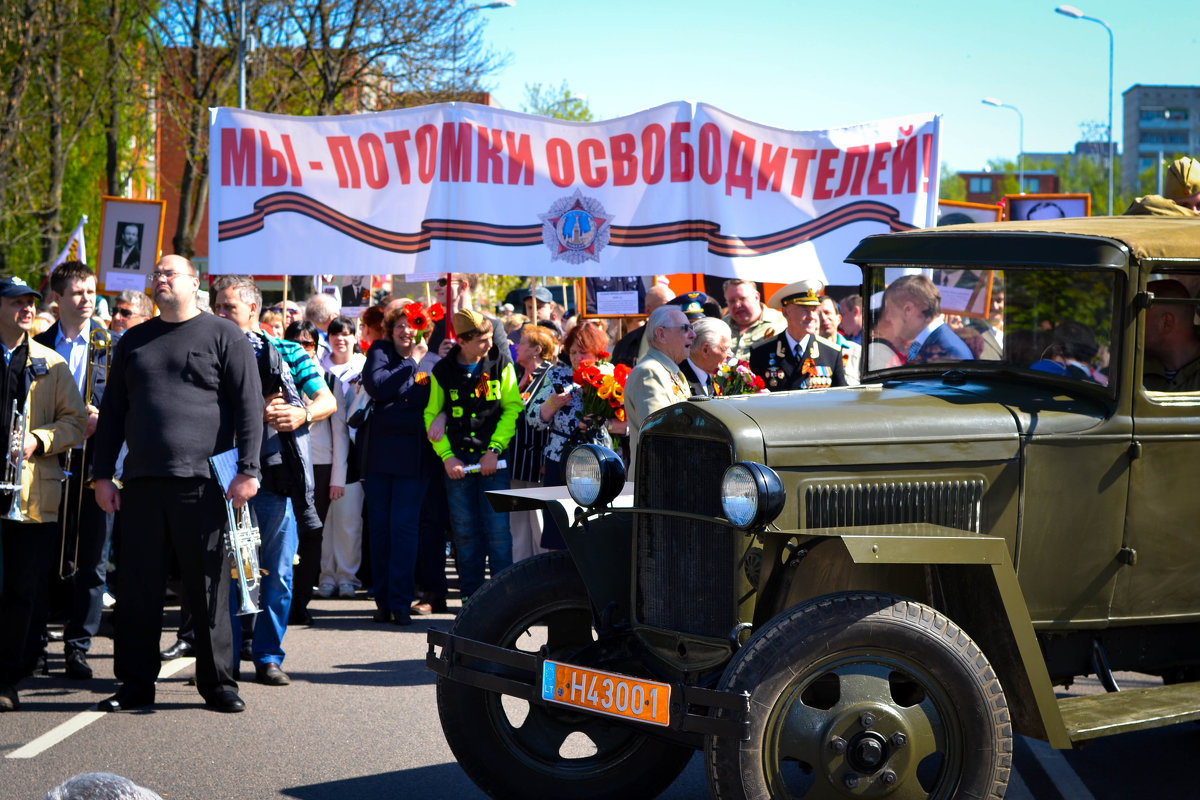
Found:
[527,320,628,549]
[361,306,435,625]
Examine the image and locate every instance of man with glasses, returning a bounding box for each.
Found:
[211,275,335,686]
[109,290,153,333]
[749,278,847,392]
[93,255,263,713]
[624,305,696,470]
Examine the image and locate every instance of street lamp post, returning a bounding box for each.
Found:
[452,1,516,94]
[982,98,1024,193]
[1055,4,1114,214]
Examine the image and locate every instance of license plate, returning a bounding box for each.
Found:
[541,660,671,727]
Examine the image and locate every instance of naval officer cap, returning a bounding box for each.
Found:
[667,291,720,321]
[767,277,825,310]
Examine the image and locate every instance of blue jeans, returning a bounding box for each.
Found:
[444,467,513,598]
[364,473,428,613]
[231,490,297,668]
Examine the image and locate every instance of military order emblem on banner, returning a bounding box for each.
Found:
[540,190,610,264]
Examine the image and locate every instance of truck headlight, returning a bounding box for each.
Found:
[565,444,626,508]
[721,462,785,529]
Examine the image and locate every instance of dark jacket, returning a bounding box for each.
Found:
[749,332,846,392]
[362,339,434,477]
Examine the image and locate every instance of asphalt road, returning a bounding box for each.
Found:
[3,587,1199,799]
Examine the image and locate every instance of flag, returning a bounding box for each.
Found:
[54,215,88,266]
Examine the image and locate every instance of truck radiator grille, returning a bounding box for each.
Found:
[635,436,736,639]
[804,480,984,533]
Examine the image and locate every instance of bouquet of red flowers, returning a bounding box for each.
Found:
[402,301,445,344]
[572,354,631,427]
[713,360,766,395]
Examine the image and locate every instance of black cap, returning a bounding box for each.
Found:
[668,291,719,321]
[0,275,42,300]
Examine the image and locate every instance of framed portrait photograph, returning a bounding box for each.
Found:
[98,197,165,293]
[1004,193,1091,221]
[577,276,649,318]
[937,199,1003,226]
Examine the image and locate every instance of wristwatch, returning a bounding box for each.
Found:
[487,445,502,455]
[304,408,313,425]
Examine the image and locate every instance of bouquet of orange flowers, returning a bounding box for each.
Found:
[572,355,631,428]
[713,360,766,395]
[402,301,445,344]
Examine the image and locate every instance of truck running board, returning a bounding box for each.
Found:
[1059,681,1200,742]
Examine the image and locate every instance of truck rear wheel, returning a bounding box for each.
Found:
[437,551,693,800]
[706,592,1011,799]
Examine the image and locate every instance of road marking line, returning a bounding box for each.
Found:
[5,657,196,760]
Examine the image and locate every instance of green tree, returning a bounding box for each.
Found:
[521,80,593,122]
[938,164,965,201]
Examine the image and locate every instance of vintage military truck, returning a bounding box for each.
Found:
[427,216,1200,799]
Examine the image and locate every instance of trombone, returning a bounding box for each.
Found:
[0,398,29,521]
[59,327,113,580]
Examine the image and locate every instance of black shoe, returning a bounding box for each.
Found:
[288,609,314,626]
[98,690,154,712]
[372,609,391,623]
[255,663,290,686]
[65,648,93,680]
[203,690,246,713]
[240,641,254,661]
[0,684,18,711]
[159,640,194,661]
[391,611,413,626]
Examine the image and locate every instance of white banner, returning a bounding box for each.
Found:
[209,103,940,284]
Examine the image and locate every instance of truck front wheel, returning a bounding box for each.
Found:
[706,592,1011,799]
[437,551,693,800]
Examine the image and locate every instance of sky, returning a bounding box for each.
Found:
[476,0,1200,173]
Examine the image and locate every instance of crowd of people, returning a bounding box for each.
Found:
[2,248,1149,715]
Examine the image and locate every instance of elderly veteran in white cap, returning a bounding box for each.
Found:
[747,276,847,392]
[1125,156,1200,216]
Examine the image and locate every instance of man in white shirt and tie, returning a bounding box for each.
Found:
[679,318,732,397]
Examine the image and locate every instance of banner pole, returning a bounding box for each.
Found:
[445,273,456,342]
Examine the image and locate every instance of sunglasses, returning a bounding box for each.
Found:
[298,340,316,351]
[113,308,136,318]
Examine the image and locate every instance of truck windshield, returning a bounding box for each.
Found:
[863,266,1118,388]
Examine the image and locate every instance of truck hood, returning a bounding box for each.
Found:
[695,378,1110,467]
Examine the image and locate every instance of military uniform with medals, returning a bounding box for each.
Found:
[747,276,848,392]
[749,332,846,391]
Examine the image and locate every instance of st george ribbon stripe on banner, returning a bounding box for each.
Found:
[218,193,915,259]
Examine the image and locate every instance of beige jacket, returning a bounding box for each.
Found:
[6,335,87,523]
[624,346,691,473]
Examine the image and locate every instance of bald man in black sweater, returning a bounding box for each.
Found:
[93,255,262,713]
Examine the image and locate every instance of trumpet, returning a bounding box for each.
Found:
[59,327,114,579]
[0,398,29,521]
[225,498,262,616]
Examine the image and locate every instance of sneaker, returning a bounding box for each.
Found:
[102,591,116,608]
[0,684,18,711]
[338,583,356,599]
[317,583,335,599]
